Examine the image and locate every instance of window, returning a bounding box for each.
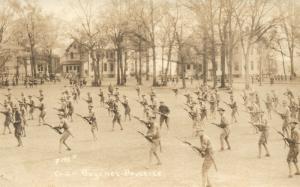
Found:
[234,63,239,71]
[110,63,114,71]
[110,51,114,59]
[186,64,191,70]
[38,65,44,72]
[251,61,254,70]
[104,63,107,72]
[70,52,74,59]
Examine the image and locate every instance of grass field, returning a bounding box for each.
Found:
[0,80,299,187]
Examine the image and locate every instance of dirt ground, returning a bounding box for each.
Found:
[0,80,299,187]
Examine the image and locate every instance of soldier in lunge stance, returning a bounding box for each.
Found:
[251,112,270,158]
[198,129,216,187]
[112,101,123,131]
[286,121,300,178]
[213,108,231,151]
[146,114,161,166]
[37,97,46,126]
[275,100,290,138]
[56,113,72,153]
[158,101,170,130]
[86,105,98,140]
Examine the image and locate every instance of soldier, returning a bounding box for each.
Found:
[276,100,290,138]
[86,92,93,107]
[76,84,81,99]
[286,121,300,178]
[198,129,216,187]
[216,108,231,151]
[229,95,238,123]
[140,95,148,117]
[264,93,273,119]
[121,96,131,121]
[112,101,123,131]
[12,105,23,147]
[98,88,105,106]
[86,105,98,141]
[158,101,170,130]
[271,90,279,109]
[72,87,78,103]
[66,96,74,122]
[56,113,72,153]
[108,83,113,95]
[209,94,216,119]
[146,114,161,166]
[150,87,156,100]
[19,102,27,137]
[37,97,46,126]
[136,85,141,98]
[253,112,270,158]
[198,100,207,121]
[149,96,157,114]
[28,95,35,120]
[0,104,12,134]
[21,92,27,112]
[38,89,44,100]
[289,98,298,120]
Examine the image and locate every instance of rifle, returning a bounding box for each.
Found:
[137,131,153,143]
[184,108,196,120]
[133,116,151,129]
[43,123,63,135]
[271,127,291,147]
[176,138,217,171]
[273,110,286,119]
[153,110,169,118]
[210,123,221,128]
[75,113,93,125]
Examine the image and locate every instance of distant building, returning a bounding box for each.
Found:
[0,49,60,80]
[60,40,117,78]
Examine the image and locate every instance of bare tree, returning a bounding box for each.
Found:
[68,0,103,86]
[234,0,279,89]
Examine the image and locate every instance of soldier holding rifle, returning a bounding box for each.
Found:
[212,108,231,151]
[158,101,170,130]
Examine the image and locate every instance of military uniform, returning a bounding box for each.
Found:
[219,114,231,150]
[158,103,170,129]
[12,108,23,146]
[200,134,214,187]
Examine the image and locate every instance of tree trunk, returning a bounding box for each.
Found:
[119,48,124,85]
[152,45,157,86]
[146,48,149,81]
[244,50,250,89]
[161,46,164,77]
[138,47,142,85]
[30,47,36,78]
[290,48,295,79]
[203,36,208,84]
[220,42,226,88]
[116,49,120,85]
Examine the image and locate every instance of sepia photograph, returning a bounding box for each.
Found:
[0,0,300,186]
